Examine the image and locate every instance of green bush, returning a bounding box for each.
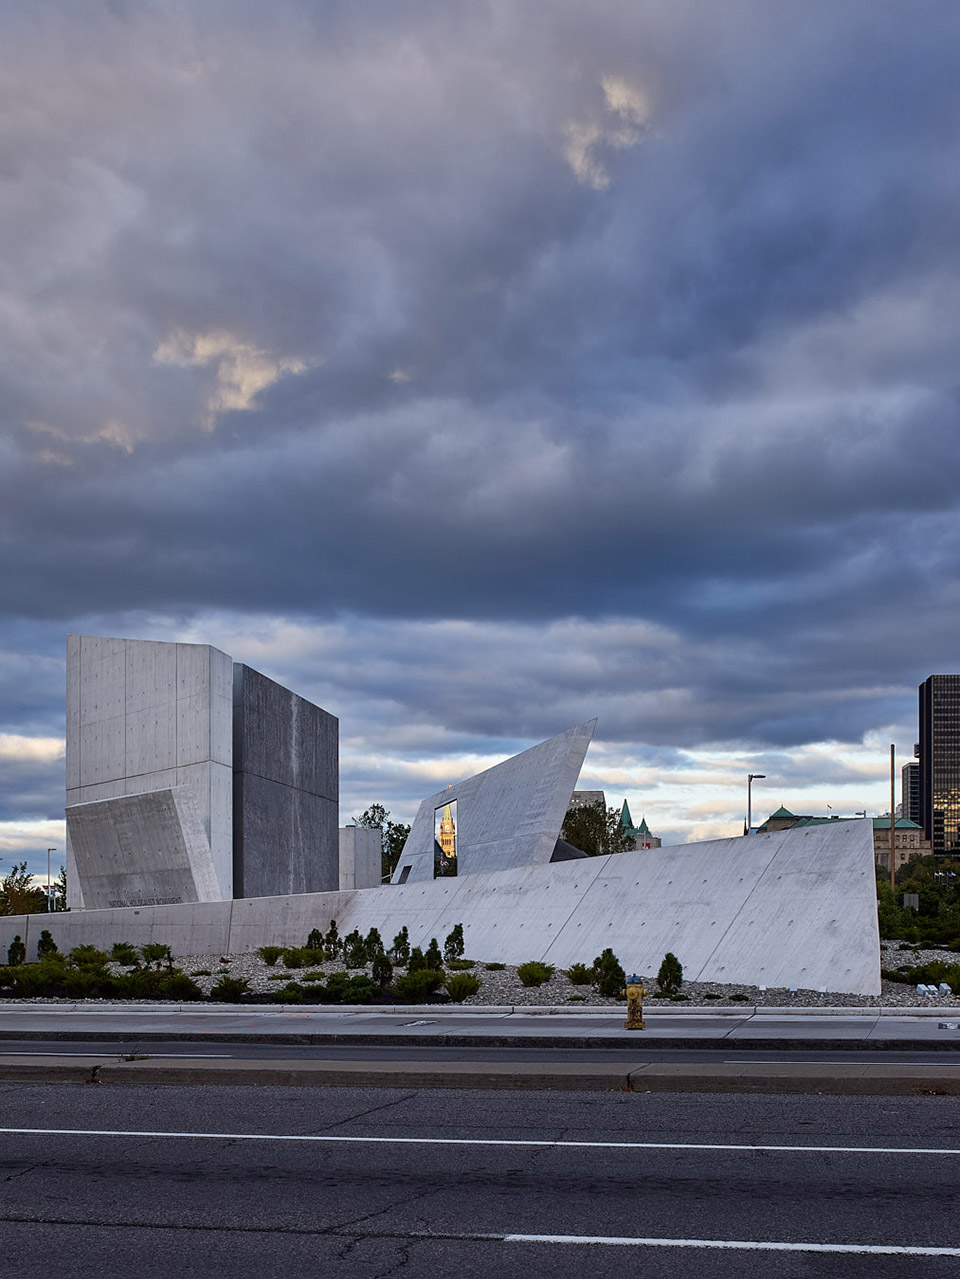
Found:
[153,972,203,1001]
[258,946,283,966]
[371,953,393,988]
[446,958,475,971]
[729,992,750,1002]
[110,941,138,966]
[392,969,445,1003]
[140,943,172,970]
[517,961,554,987]
[563,962,595,985]
[484,961,506,971]
[324,919,341,958]
[703,992,721,1000]
[344,931,368,969]
[391,926,410,964]
[444,972,481,1002]
[408,946,426,972]
[656,953,683,997]
[592,948,626,999]
[191,969,212,977]
[209,975,250,1003]
[68,944,109,967]
[37,930,59,960]
[443,924,465,963]
[302,970,326,982]
[365,927,384,957]
[282,947,307,969]
[424,938,444,971]
[306,928,324,952]
[882,960,960,993]
[273,983,304,1004]
[311,973,376,1004]
[7,936,25,967]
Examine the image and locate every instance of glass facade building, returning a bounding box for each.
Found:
[918,675,960,856]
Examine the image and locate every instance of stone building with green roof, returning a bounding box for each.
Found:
[619,799,661,850]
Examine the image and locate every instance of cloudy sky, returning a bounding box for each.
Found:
[3,1,959,883]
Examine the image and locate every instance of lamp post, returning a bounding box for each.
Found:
[47,848,56,912]
[747,774,766,835]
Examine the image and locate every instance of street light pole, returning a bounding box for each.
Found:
[747,774,766,835]
[47,848,56,912]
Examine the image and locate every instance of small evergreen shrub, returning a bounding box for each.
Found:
[484,961,506,971]
[364,927,384,957]
[344,931,368,969]
[268,973,286,981]
[391,926,410,964]
[140,943,172,970]
[110,941,138,966]
[703,992,721,1000]
[306,928,324,952]
[273,983,304,1004]
[444,972,481,1002]
[656,953,683,997]
[69,944,109,967]
[191,969,212,977]
[371,952,393,988]
[324,920,341,958]
[209,975,250,1003]
[592,948,626,999]
[443,923,465,963]
[302,970,326,982]
[446,958,475,970]
[37,930,59,960]
[517,961,554,987]
[392,969,445,1003]
[408,946,426,973]
[258,946,283,966]
[312,973,376,1004]
[729,992,750,1002]
[282,947,307,969]
[563,963,595,985]
[424,938,443,971]
[155,972,203,1001]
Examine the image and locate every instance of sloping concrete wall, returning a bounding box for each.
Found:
[392,719,597,883]
[4,819,881,993]
[67,787,222,910]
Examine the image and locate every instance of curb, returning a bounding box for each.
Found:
[0,1002,957,1016]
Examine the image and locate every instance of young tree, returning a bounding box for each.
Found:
[0,862,47,916]
[354,805,412,880]
[561,801,632,858]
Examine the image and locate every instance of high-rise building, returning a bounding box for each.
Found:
[918,675,960,856]
[901,760,920,826]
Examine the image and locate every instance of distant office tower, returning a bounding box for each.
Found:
[918,675,960,856]
[901,761,920,827]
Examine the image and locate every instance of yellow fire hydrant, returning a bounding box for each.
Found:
[624,973,646,1030]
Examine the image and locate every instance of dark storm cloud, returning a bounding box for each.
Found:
[2,1,959,850]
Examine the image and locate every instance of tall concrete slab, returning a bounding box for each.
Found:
[392,720,597,884]
[66,786,222,909]
[66,636,234,903]
[232,665,339,899]
[339,826,382,890]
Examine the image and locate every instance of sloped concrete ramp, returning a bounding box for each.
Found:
[0,819,880,994]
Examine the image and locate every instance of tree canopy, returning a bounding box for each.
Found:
[0,862,48,916]
[353,805,411,881]
[561,799,632,858]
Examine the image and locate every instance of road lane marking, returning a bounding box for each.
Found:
[504,1234,960,1256]
[1,1128,959,1155]
[0,1052,232,1059]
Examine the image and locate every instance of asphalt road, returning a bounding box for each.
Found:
[0,1083,958,1278]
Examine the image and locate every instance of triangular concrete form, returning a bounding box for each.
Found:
[392,719,597,884]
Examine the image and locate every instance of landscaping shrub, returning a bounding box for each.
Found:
[728,992,750,1002]
[371,953,393,988]
[37,930,59,960]
[67,944,108,967]
[392,969,445,1003]
[140,943,172,970]
[324,919,341,958]
[517,961,554,987]
[408,946,426,973]
[209,975,250,1003]
[191,969,212,977]
[273,983,304,1004]
[563,962,594,985]
[656,953,683,997]
[484,961,506,971]
[302,970,326,982]
[424,938,444,971]
[282,947,307,969]
[311,973,376,1004]
[446,958,475,971]
[258,946,283,966]
[152,972,203,1001]
[703,992,721,1000]
[306,928,324,952]
[443,924,465,963]
[364,927,384,957]
[344,930,368,968]
[110,941,138,966]
[592,949,626,999]
[882,960,960,993]
[391,926,410,964]
[444,972,481,1002]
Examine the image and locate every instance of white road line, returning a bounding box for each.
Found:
[505,1235,960,1256]
[0,1128,958,1155]
[0,1052,232,1059]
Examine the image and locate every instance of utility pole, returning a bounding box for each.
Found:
[890,745,896,891]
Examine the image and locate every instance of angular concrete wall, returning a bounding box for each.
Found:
[12,818,881,993]
[392,719,597,883]
[67,787,222,909]
[232,665,339,898]
[66,636,233,904]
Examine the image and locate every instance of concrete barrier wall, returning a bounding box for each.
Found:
[0,820,880,992]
